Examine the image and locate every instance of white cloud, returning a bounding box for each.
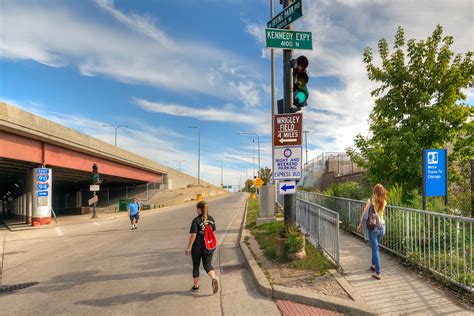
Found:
[134,98,270,131]
[0,0,265,107]
[293,0,474,161]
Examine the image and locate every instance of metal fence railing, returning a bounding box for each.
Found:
[296,194,340,267]
[298,191,473,293]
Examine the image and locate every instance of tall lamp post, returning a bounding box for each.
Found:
[215,160,223,187]
[303,130,309,168]
[173,160,186,172]
[241,156,255,178]
[187,126,201,185]
[237,132,260,178]
[102,125,128,147]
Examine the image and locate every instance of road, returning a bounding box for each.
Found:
[0,193,280,315]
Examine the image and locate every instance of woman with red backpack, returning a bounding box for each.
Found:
[184,201,218,294]
[357,184,387,280]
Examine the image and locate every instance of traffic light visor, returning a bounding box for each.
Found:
[296,56,308,70]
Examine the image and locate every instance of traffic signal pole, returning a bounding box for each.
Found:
[283,0,295,227]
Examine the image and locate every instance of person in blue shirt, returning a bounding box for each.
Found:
[128,197,141,230]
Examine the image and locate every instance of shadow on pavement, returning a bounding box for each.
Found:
[74,290,201,307]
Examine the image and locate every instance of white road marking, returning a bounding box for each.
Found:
[54,227,64,236]
[93,222,101,226]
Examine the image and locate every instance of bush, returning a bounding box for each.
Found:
[387,183,403,206]
[284,233,304,254]
[324,182,370,200]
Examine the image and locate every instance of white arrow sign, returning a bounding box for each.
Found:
[279,138,297,144]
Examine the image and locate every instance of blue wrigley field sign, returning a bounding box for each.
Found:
[267,0,303,29]
[265,29,313,50]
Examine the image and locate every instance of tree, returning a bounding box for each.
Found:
[259,167,272,185]
[347,25,473,197]
[243,179,256,193]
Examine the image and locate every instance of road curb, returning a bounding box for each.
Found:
[239,198,376,316]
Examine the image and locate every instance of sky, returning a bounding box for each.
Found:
[1,0,473,188]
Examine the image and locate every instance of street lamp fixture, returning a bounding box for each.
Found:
[102,124,129,147]
[237,132,260,178]
[188,126,201,185]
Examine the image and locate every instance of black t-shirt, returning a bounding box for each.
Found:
[189,215,216,248]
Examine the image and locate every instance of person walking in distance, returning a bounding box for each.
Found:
[128,197,140,230]
[184,201,219,294]
[358,184,387,280]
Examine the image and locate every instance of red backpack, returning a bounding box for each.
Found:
[204,220,217,252]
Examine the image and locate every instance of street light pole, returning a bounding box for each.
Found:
[102,125,128,147]
[216,160,223,187]
[303,131,309,167]
[187,126,201,185]
[173,160,186,172]
[237,132,261,178]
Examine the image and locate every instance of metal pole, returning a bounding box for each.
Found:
[283,0,294,227]
[270,0,275,185]
[257,134,261,178]
[198,128,201,185]
[252,140,256,178]
[303,131,309,167]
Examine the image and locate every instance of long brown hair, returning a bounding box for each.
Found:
[196,201,209,222]
[372,183,387,215]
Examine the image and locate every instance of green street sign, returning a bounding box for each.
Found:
[267,0,303,29]
[265,29,313,50]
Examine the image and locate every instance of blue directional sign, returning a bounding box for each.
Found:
[278,180,297,195]
[37,175,49,182]
[37,183,49,191]
[38,191,48,197]
[36,168,49,174]
[423,149,447,197]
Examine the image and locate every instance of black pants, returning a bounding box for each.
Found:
[191,245,214,278]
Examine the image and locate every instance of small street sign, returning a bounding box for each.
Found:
[265,29,312,50]
[423,149,447,197]
[278,181,296,195]
[255,178,264,188]
[88,195,98,206]
[274,113,302,146]
[267,0,303,29]
[273,146,302,180]
[90,185,100,192]
[38,191,48,197]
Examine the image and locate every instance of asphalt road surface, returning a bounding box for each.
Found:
[0,193,280,315]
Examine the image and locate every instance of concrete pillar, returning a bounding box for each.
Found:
[22,194,26,222]
[257,184,276,224]
[32,168,52,226]
[27,192,33,224]
[76,191,82,208]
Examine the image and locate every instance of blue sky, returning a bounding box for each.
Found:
[1,0,473,187]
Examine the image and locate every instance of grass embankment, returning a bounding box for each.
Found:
[245,198,335,275]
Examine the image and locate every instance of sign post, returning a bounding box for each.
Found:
[422,149,448,209]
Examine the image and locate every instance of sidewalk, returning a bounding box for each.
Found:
[339,230,471,315]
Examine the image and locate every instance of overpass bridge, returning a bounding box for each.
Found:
[0,102,205,225]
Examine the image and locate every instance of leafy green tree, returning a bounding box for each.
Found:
[347,25,473,196]
[243,179,256,193]
[259,167,272,185]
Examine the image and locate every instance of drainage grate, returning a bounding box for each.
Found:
[0,282,39,293]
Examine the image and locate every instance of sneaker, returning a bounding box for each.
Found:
[212,279,218,294]
[190,285,199,292]
[371,273,381,280]
[131,226,135,230]
[135,225,138,229]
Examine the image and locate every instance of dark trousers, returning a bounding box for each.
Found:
[191,245,214,278]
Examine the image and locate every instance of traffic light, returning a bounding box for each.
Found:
[92,163,100,184]
[291,55,309,112]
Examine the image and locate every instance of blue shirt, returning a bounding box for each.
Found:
[128,202,139,215]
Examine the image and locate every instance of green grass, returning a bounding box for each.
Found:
[246,198,335,275]
[245,199,259,229]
